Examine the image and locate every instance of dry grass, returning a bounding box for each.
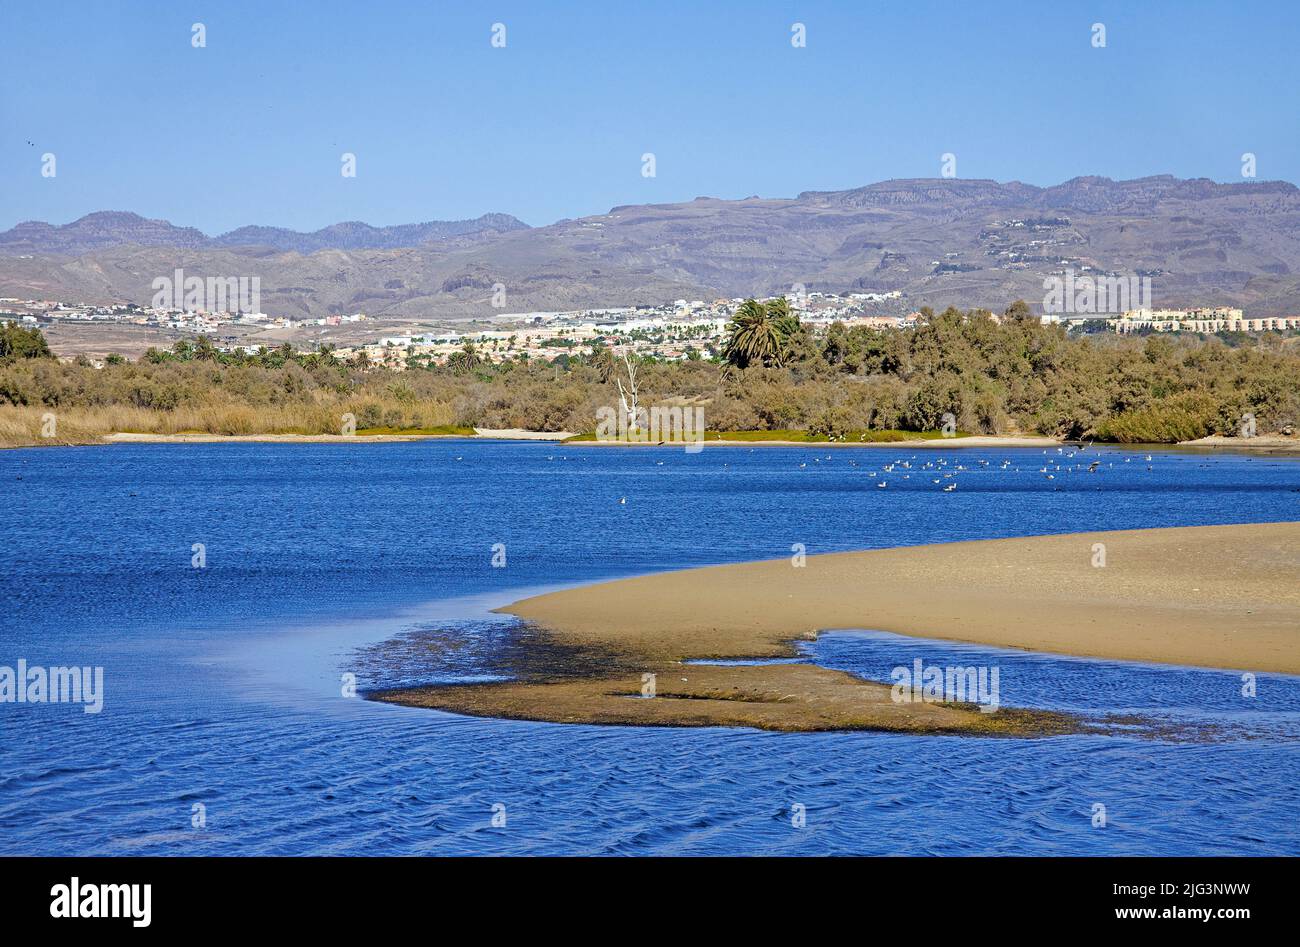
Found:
[0,398,459,448]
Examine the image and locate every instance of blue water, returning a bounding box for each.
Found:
[1,441,1297,855]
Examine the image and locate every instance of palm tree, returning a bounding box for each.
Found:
[590,346,616,383]
[445,342,481,376]
[765,296,800,338]
[386,381,416,404]
[723,298,795,368]
[193,334,218,361]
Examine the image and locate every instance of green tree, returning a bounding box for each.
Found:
[723,298,798,368]
[822,321,850,367]
[1003,299,1035,323]
[0,323,53,362]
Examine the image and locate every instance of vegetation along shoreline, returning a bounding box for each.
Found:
[3,300,1297,449]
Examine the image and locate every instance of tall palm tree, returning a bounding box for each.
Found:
[723,298,794,368]
[590,346,616,383]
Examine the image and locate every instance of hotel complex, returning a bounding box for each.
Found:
[1109,307,1300,334]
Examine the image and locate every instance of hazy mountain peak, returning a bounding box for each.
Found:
[0,211,529,257]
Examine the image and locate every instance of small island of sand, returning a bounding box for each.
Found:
[372,522,1300,733]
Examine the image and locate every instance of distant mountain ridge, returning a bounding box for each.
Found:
[4,175,1300,318]
[799,175,1298,214]
[0,211,530,256]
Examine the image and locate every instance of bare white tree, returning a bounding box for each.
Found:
[616,352,641,434]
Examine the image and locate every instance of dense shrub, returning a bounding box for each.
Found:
[2,308,1298,446]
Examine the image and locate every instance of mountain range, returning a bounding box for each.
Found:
[3,175,1299,319]
[0,211,528,256]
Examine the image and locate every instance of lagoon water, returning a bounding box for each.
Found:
[1,441,1298,855]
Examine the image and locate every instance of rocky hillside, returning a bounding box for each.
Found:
[3,176,1298,318]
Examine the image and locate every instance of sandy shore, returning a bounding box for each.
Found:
[474,428,576,440]
[374,523,1299,732]
[101,430,574,444]
[574,434,1062,449]
[1177,435,1300,455]
[101,431,1052,449]
[80,432,1294,452]
[103,432,461,444]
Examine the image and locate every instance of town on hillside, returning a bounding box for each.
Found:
[3,291,1298,370]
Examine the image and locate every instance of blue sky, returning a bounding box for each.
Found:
[2,0,1296,233]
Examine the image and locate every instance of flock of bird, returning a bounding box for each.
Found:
[790,444,1158,491]
[534,444,1160,505]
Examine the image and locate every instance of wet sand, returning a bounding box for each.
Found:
[372,523,1300,733]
